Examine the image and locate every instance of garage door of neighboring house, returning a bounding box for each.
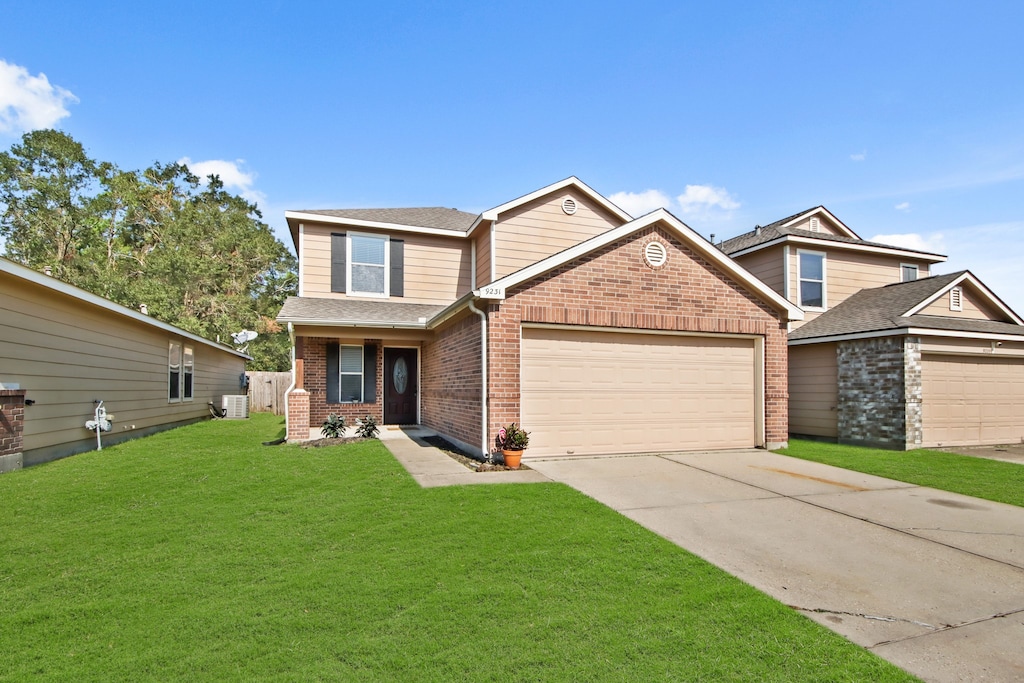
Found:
[922,354,1024,447]
[520,326,760,457]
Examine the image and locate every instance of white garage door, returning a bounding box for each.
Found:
[520,327,759,457]
[922,354,1024,447]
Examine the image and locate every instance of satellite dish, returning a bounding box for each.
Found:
[231,330,258,345]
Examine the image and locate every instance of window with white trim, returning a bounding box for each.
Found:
[798,251,826,309]
[183,345,194,400]
[901,264,918,282]
[169,341,181,402]
[339,345,364,402]
[348,233,388,296]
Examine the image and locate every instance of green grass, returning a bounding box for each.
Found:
[778,439,1024,508]
[0,416,913,682]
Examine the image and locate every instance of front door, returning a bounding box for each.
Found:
[384,348,418,424]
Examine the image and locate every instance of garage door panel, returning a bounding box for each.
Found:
[922,354,1024,447]
[521,327,759,457]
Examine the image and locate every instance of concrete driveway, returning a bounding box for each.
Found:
[527,450,1024,683]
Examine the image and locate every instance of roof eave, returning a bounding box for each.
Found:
[790,326,1024,345]
[283,211,469,238]
[728,234,948,263]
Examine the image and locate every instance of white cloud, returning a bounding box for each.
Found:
[869,232,945,254]
[178,157,267,206]
[0,60,77,135]
[894,201,911,212]
[607,189,672,217]
[676,184,740,214]
[850,151,867,162]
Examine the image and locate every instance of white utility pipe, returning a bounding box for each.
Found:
[467,299,488,460]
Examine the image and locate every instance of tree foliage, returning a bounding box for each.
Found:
[0,130,296,370]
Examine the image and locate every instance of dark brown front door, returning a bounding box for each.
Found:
[384,348,417,424]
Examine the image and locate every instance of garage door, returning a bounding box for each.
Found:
[922,354,1024,447]
[521,327,759,457]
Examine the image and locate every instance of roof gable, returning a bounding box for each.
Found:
[480,209,804,322]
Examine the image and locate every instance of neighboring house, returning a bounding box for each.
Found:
[0,257,249,472]
[278,177,803,458]
[722,208,1024,449]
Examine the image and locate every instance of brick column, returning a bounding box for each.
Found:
[286,389,310,441]
[0,390,26,473]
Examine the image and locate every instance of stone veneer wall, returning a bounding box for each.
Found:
[836,336,922,449]
[0,389,26,473]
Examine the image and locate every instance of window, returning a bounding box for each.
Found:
[348,233,388,296]
[183,345,194,400]
[901,264,918,282]
[798,251,825,309]
[169,342,181,401]
[950,287,963,312]
[339,345,364,402]
[169,341,195,402]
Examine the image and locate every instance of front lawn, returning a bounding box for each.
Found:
[0,416,911,681]
[778,439,1024,508]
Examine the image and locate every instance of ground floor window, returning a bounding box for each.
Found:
[169,341,194,402]
[340,344,364,402]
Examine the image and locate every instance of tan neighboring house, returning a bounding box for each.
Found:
[722,208,1024,449]
[0,257,249,472]
[278,177,803,459]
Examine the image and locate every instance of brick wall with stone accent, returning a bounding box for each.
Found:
[485,224,791,451]
[421,310,483,452]
[836,336,921,449]
[0,389,26,473]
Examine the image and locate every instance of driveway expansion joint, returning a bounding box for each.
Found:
[868,606,1024,648]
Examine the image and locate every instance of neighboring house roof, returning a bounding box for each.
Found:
[277,297,447,328]
[480,208,804,322]
[720,207,947,263]
[789,271,1024,343]
[290,207,478,232]
[0,257,250,358]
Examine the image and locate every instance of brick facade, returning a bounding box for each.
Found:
[836,336,923,449]
[295,337,384,436]
[486,225,790,449]
[421,311,483,450]
[0,389,26,473]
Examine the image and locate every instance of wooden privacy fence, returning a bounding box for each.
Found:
[246,372,291,414]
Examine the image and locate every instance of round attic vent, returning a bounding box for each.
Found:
[561,197,578,215]
[644,241,668,268]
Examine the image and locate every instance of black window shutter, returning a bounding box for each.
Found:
[326,342,340,403]
[363,344,377,403]
[390,239,404,297]
[331,233,346,293]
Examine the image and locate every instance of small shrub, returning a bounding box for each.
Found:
[321,413,346,438]
[356,414,380,439]
[495,423,529,451]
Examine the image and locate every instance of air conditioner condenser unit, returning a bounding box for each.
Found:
[222,395,249,419]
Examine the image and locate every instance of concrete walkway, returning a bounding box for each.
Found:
[527,450,1024,683]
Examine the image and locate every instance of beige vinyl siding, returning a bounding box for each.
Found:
[788,246,931,307]
[920,286,1003,320]
[301,223,472,304]
[788,343,838,437]
[788,215,845,236]
[735,245,785,296]
[1,273,243,463]
[475,224,492,287]
[493,190,625,279]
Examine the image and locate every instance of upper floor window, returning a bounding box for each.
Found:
[798,250,826,309]
[331,232,404,298]
[901,264,918,282]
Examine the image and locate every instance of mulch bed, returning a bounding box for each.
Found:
[302,437,371,448]
[421,435,530,472]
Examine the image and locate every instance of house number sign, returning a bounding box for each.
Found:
[478,285,506,300]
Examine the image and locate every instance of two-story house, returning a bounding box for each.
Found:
[722,208,1024,449]
[277,177,803,459]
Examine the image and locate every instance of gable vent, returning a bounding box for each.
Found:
[644,241,668,267]
[809,217,820,232]
[950,287,963,312]
[561,197,578,215]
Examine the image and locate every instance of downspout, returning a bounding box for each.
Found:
[467,298,489,460]
[283,322,297,431]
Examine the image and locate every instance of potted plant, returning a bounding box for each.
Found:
[495,423,529,469]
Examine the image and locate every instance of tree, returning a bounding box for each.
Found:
[0,130,297,370]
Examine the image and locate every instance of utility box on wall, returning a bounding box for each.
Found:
[222,395,249,419]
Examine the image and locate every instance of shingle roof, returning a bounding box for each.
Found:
[276,297,447,326]
[720,223,944,257]
[293,207,478,232]
[789,272,1024,341]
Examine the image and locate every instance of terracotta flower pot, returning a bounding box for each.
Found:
[501,449,523,469]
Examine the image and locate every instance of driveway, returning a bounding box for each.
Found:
[528,450,1024,683]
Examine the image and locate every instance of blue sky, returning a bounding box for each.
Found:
[3,1,1023,311]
